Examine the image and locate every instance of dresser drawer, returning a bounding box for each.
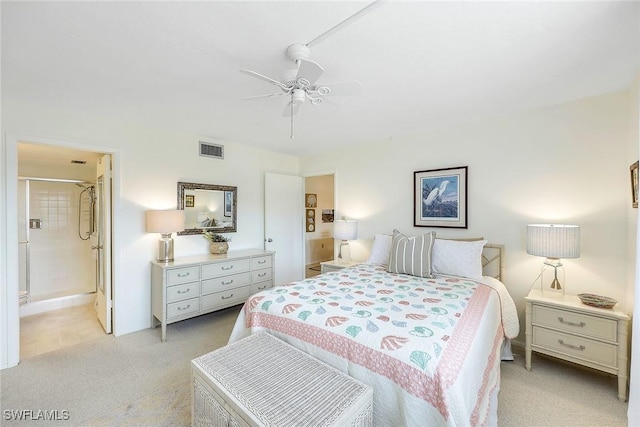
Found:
[202,272,251,295]
[252,268,272,283]
[202,259,251,279]
[167,297,200,319]
[167,282,199,303]
[251,281,272,295]
[532,305,617,342]
[201,286,251,311]
[251,255,272,270]
[532,326,618,368]
[166,266,200,285]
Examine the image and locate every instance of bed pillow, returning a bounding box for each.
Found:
[431,238,488,279]
[366,234,393,265]
[387,230,436,278]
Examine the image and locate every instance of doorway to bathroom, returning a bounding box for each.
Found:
[17,142,112,359]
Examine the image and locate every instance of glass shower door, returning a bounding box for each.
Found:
[18,179,29,305]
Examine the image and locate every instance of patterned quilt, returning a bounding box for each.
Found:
[229,263,519,426]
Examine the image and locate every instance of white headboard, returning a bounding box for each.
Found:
[482,244,504,281]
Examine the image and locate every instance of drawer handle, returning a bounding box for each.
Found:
[221,280,234,285]
[177,304,191,311]
[558,317,585,328]
[257,285,267,290]
[177,272,191,277]
[258,260,267,264]
[258,273,267,278]
[221,265,234,271]
[221,294,234,300]
[177,288,190,294]
[558,339,585,351]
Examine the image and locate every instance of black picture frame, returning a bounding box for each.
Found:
[414,166,467,228]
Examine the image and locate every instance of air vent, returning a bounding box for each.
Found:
[199,141,224,160]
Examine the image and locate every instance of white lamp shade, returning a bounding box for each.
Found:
[334,219,357,241]
[526,224,580,259]
[146,210,185,234]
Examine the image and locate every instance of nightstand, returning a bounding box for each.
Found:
[524,288,630,402]
[320,260,359,274]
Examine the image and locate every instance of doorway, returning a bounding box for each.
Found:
[304,174,335,278]
[16,142,112,359]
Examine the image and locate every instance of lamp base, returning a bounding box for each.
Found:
[541,257,564,298]
[157,233,174,263]
[337,240,352,263]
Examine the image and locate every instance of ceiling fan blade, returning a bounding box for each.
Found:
[240,69,288,89]
[282,101,301,117]
[306,0,387,48]
[242,93,285,100]
[323,81,363,96]
[296,59,324,86]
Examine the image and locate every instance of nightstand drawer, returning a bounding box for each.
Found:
[167,266,199,285]
[533,305,617,342]
[533,327,618,368]
[167,297,200,319]
[167,282,199,303]
[202,259,251,279]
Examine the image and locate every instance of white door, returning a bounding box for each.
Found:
[265,173,304,285]
[95,155,112,333]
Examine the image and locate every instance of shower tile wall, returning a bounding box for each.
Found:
[27,181,96,300]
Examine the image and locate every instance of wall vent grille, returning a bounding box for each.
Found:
[199,141,224,159]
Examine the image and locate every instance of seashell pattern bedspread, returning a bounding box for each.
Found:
[229,263,519,426]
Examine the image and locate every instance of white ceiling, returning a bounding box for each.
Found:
[3,1,639,157]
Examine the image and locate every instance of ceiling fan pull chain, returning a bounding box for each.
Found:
[290,102,295,139]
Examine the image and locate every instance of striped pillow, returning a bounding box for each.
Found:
[387,230,436,278]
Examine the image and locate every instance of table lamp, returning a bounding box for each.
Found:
[526,224,580,297]
[334,219,357,263]
[146,210,185,262]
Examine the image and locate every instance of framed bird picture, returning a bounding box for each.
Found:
[414,166,467,228]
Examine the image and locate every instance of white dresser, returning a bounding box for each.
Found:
[524,288,630,401]
[151,249,274,341]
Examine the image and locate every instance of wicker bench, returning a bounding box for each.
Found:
[191,332,373,427]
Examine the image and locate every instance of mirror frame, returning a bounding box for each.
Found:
[177,181,237,235]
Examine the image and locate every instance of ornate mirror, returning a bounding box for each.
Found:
[177,181,237,235]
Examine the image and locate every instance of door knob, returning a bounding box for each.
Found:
[266,238,273,243]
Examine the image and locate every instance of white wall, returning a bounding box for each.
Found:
[300,90,632,345]
[1,99,299,367]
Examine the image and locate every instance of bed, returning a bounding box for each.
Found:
[228,233,519,426]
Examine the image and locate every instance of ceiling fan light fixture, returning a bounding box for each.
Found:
[292,89,306,104]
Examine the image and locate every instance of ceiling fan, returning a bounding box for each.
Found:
[240,1,385,139]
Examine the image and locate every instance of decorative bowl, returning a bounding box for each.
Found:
[577,293,617,309]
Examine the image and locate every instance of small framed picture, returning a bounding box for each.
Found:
[631,161,638,209]
[414,166,467,228]
[322,209,334,223]
[185,194,195,208]
[305,193,317,208]
[306,209,315,232]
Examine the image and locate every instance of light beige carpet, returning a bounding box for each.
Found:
[1,304,629,427]
[84,379,190,426]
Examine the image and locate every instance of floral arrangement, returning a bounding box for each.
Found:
[203,230,230,243]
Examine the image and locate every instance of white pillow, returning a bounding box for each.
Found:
[431,239,487,279]
[387,230,436,278]
[366,234,393,265]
